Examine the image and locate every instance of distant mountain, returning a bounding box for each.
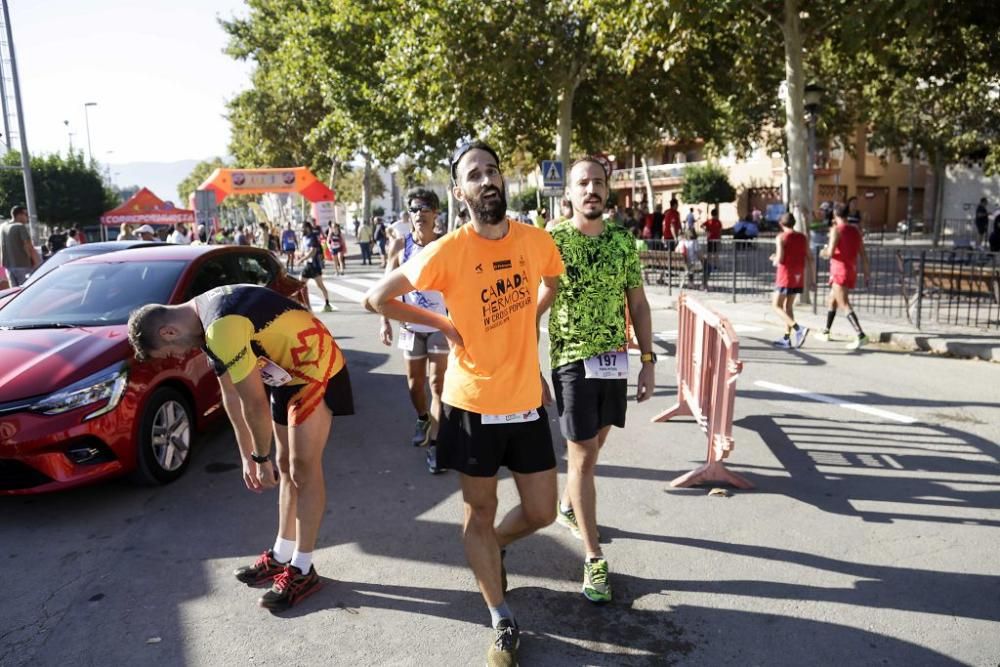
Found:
[108,159,205,205]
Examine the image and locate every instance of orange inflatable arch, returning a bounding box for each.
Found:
[196,167,335,204]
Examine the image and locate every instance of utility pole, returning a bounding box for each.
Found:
[84,102,97,163]
[1,0,39,242]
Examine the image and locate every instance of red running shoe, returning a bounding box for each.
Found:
[234,550,286,586]
[259,565,322,612]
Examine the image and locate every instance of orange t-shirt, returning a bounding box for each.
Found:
[400,220,564,414]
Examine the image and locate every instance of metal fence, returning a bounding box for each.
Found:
[640,239,1000,330]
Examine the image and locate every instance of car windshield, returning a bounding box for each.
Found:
[0,260,185,329]
[24,247,103,285]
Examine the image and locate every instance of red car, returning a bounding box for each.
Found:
[0,245,308,494]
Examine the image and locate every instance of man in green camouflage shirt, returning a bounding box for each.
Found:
[539,157,656,603]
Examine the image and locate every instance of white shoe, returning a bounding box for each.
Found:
[792,326,810,348]
[846,334,869,350]
[772,338,791,349]
[815,330,831,342]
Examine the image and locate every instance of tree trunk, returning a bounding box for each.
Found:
[781,0,809,234]
[554,76,578,171]
[780,0,812,302]
[361,152,372,223]
[640,156,655,208]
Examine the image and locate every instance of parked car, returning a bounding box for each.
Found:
[0,245,308,494]
[0,241,166,308]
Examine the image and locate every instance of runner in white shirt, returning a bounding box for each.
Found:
[168,223,191,245]
[379,187,449,473]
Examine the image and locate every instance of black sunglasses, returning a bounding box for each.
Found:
[408,205,434,214]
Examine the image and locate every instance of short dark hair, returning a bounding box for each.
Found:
[779,212,796,228]
[406,187,440,211]
[569,156,608,180]
[835,202,850,219]
[128,304,173,362]
[450,140,501,183]
[10,205,26,218]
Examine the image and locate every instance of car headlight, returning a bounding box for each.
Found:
[31,362,129,420]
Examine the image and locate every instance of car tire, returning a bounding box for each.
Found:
[131,387,194,485]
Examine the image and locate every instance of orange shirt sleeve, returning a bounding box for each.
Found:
[399,235,450,293]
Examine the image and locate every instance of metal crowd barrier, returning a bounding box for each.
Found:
[653,292,753,489]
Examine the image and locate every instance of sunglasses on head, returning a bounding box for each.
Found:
[408,205,433,214]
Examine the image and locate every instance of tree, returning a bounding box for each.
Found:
[681,163,737,209]
[331,166,385,206]
[0,151,114,226]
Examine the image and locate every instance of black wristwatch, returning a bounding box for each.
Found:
[640,351,658,364]
[250,452,271,464]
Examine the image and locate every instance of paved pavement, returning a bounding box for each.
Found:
[2,253,999,666]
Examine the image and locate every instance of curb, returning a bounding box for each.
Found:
[877,331,1000,363]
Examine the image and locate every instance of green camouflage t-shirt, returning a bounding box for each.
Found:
[548,220,643,368]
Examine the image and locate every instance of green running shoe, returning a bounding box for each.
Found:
[583,558,612,603]
[846,334,869,350]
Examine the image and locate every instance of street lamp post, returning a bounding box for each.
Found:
[83,102,97,163]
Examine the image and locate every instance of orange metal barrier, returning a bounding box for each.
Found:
[653,292,753,489]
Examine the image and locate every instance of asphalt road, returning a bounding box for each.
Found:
[3,257,999,666]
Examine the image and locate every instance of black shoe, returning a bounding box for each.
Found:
[234,550,286,586]
[487,618,519,667]
[258,565,322,612]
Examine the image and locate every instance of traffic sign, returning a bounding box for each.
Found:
[541,160,564,188]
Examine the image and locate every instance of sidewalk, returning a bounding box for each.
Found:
[643,284,1000,363]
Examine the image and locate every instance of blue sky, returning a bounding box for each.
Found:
[11,0,251,165]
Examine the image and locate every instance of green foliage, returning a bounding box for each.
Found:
[332,166,385,205]
[511,187,540,213]
[681,162,736,205]
[0,151,112,225]
[111,184,141,205]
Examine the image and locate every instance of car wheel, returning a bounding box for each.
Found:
[131,387,194,485]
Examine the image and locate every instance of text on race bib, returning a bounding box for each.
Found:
[481,409,540,425]
[583,351,629,380]
[256,356,293,387]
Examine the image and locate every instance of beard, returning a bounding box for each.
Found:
[469,185,507,225]
[577,198,605,220]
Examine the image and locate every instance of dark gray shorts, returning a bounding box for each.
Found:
[552,360,627,442]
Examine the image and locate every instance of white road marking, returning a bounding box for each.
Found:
[311,282,367,304]
[754,380,919,424]
[338,277,380,289]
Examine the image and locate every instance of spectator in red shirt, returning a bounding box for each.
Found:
[701,208,723,253]
[662,198,681,250]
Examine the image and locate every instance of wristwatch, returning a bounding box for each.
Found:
[640,351,658,364]
[250,452,271,464]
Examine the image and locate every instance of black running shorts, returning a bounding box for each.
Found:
[267,366,355,426]
[551,360,627,442]
[437,403,556,477]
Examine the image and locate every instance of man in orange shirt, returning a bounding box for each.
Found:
[363,141,563,666]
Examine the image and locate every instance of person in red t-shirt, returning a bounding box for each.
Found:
[819,202,871,350]
[662,198,681,250]
[769,213,812,348]
[701,208,723,252]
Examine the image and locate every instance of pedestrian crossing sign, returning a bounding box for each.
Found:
[541,160,564,188]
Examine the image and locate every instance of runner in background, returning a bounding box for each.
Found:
[769,212,812,349]
[379,187,449,473]
[280,222,298,272]
[299,221,334,313]
[818,202,871,349]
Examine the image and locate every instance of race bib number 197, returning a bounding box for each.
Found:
[583,351,629,379]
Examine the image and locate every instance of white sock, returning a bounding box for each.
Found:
[290,549,313,574]
[560,501,572,513]
[272,537,294,563]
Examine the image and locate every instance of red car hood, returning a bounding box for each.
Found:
[0,325,130,402]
